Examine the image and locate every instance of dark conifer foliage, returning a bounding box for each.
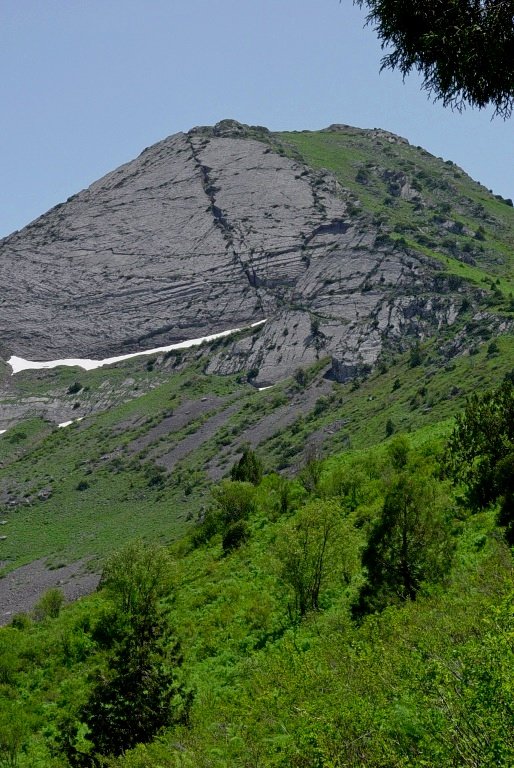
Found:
[445,380,514,510]
[355,0,514,116]
[230,446,263,486]
[354,472,453,615]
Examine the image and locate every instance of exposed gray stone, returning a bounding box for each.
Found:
[0,120,472,385]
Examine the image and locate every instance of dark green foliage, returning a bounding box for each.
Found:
[7,431,26,444]
[445,380,514,510]
[504,367,514,385]
[67,627,189,763]
[496,453,514,545]
[385,418,395,437]
[309,314,326,355]
[460,296,471,313]
[143,462,166,488]
[9,613,31,631]
[354,472,453,615]
[409,341,423,368]
[67,382,83,395]
[355,167,370,184]
[294,367,308,388]
[230,446,263,485]
[355,0,514,116]
[222,519,250,553]
[60,542,192,764]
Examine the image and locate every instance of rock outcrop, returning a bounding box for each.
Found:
[0,120,468,384]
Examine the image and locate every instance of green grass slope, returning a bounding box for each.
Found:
[277,128,514,297]
[0,124,513,766]
[1,419,513,767]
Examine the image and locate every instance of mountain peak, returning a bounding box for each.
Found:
[0,123,512,386]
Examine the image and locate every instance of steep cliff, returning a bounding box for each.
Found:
[1,120,512,384]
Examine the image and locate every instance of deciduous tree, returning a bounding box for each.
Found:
[276,501,345,617]
[445,380,514,510]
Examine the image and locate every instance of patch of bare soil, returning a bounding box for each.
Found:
[155,402,241,472]
[0,558,100,625]
[208,376,334,480]
[127,395,226,455]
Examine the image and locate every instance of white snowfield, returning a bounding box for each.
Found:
[7,320,267,375]
[58,418,84,428]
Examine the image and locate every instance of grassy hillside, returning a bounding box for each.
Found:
[1,325,513,576]
[278,128,514,297]
[0,127,513,766]
[1,414,513,766]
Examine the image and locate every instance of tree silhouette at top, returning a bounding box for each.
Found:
[355,0,514,117]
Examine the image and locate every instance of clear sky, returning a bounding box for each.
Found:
[1,0,512,238]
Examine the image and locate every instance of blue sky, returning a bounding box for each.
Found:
[1,0,512,237]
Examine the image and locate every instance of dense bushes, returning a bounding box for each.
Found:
[446,379,514,540]
[58,543,193,765]
[2,415,514,767]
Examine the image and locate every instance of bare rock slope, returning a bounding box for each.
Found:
[0,120,461,384]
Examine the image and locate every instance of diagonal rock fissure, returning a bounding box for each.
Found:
[186,135,235,247]
[186,134,273,317]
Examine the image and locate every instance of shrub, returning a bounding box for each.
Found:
[222,520,250,553]
[409,342,423,368]
[294,368,308,388]
[275,501,342,617]
[10,612,31,630]
[212,481,256,529]
[230,447,263,485]
[33,588,64,620]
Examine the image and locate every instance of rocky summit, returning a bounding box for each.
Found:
[0,119,512,384]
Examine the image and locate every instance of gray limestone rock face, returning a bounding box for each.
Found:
[0,121,467,383]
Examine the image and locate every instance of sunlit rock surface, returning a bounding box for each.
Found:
[0,120,460,383]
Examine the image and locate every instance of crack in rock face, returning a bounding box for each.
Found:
[0,121,462,384]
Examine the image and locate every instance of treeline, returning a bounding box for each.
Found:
[1,383,513,766]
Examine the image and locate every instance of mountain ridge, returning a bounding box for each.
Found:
[0,120,513,387]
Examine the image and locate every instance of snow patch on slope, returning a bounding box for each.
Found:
[8,321,267,375]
